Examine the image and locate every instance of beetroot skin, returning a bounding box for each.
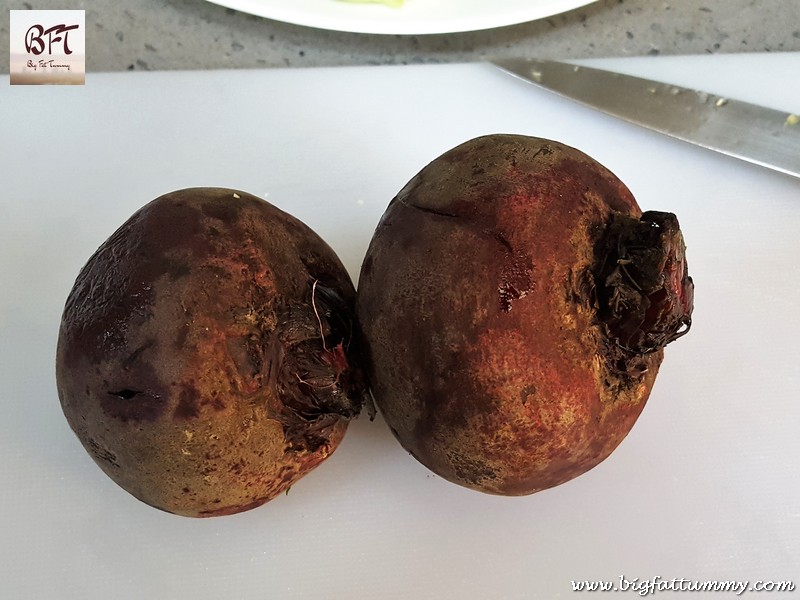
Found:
[357,134,693,495]
[56,188,365,517]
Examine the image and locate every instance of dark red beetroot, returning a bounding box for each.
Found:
[357,134,693,495]
[56,188,365,516]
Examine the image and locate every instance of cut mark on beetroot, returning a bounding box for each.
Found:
[87,437,120,468]
[531,144,554,160]
[121,340,154,368]
[399,199,461,220]
[108,388,143,400]
[499,253,534,313]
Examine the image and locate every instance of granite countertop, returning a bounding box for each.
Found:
[2,0,799,74]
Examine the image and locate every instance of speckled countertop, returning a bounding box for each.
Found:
[2,0,799,74]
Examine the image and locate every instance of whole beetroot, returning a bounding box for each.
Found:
[357,134,693,495]
[57,188,365,517]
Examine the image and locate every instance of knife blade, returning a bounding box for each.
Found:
[492,58,800,180]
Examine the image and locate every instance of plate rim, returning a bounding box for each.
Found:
[203,0,599,35]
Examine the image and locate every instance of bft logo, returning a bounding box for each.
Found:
[10,10,85,85]
[25,23,81,56]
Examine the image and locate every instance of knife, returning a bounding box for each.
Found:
[492,58,800,180]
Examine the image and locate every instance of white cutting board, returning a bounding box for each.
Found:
[1,54,799,599]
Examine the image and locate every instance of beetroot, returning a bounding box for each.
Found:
[56,188,365,516]
[356,134,693,495]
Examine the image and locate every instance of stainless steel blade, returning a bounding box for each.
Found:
[492,58,800,179]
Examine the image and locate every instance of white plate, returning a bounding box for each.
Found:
[204,0,598,35]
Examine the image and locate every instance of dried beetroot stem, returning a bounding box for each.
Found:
[594,210,694,356]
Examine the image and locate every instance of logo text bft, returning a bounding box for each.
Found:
[25,23,80,56]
